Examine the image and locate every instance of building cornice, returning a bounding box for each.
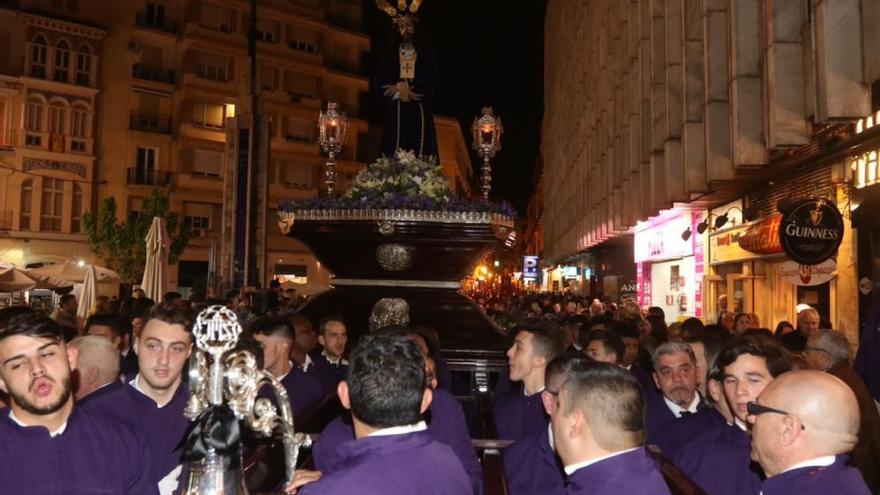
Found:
[21,9,108,39]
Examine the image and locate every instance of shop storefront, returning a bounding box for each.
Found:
[634,211,704,321]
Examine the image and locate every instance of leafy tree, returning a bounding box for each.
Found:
[82,188,191,284]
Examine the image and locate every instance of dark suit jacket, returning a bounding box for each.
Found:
[828,362,880,493]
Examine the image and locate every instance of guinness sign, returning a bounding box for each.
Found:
[778,198,844,265]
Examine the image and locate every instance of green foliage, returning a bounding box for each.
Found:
[82,188,191,284]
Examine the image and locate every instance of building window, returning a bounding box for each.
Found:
[71,183,83,232]
[25,96,45,146]
[259,64,278,91]
[53,40,71,83]
[137,146,157,173]
[256,18,278,43]
[49,101,67,134]
[31,35,48,78]
[40,178,64,232]
[200,3,234,32]
[146,2,167,26]
[20,179,33,230]
[192,101,226,129]
[128,196,144,220]
[184,202,213,233]
[75,44,92,86]
[71,103,90,152]
[284,71,317,98]
[191,148,223,177]
[280,160,313,188]
[195,53,229,82]
[284,117,314,143]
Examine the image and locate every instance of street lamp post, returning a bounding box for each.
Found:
[318,101,349,196]
[472,106,503,200]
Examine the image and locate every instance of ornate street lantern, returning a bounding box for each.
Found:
[471,106,503,200]
[318,101,349,196]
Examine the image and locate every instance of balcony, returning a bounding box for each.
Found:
[325,58,362,75]
[132,63,175,85]
[127,167,172,186]
[136,12,177,34]
[130,112,172,134]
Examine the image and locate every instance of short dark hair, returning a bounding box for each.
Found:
[146,303,195,333]
[546,352,590,390]
[683,324,732,369]
[250,316,294,341]
[647,306,665,320]
[84,313,132,339]
[288,314,314,334]
[610,319,640,341]
[0,313,63,342]
[163,291,182,303]
[584,330,625,364]
[680,317,704,337]
[715,336,793,378]
[562,361,645,449]
[319,315,346,336]
[514,318,567,362]
[60,294,76,306]
[0,307,34,328]
[236,332,265,369]
[347,335,425,428]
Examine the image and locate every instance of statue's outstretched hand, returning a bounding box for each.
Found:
[382,84,399,98]
[284,469,322,494]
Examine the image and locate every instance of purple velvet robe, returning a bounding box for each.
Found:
[120,349,139,380]
[76,379,124,408]
[0,407,157,495]
[491,386,547,442]
[673,423,762,495]
[78,380,190,487]
[502,424,565,495]
[653,408,726,460]
[565,447,671,495]
[312,353,349,394]
[299,430,470,495]
[761,456,870,495]
[258,367,325,416]
[312,389,483,494]
[854,302,880,402]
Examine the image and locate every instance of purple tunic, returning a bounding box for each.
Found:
[76,379,124,408]
[653,408,726,460]
[491,386,547,442]
[673,423,762,495]
[259,367,325,416]
[312,389,483,494]
[854,302,880,402]
[565,447,671,495]
[312,353,349,394]
[502,424,564,495]
[761,456,870,495]
[78,380,190,487]
[0,407,156,495]
[299,430,471,495]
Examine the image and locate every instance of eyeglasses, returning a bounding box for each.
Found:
[746,401,806,430]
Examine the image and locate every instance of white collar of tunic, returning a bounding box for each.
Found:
[322,351,349,366]
[664,392,699,418]
[8,409,67,437]
[564,447,641,475]
[367,420,427,438]
[781,456,836,474]
[130,374,175,408]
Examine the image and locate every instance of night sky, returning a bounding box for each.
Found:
[361,0,547,216]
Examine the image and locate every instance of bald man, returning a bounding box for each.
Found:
[69,335,123,405]
[749,370,870,495]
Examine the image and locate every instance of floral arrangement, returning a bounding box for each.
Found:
[280,150,516,217]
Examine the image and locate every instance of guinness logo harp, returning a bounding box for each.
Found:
[779,198,844,266]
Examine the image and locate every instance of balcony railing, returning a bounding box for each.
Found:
[127,167,172,186]
[136,12,177,34]
[132,63,175,84]
[130,112,172,134]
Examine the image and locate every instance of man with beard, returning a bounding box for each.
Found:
[79,303,194,494]
[0,313,154,494]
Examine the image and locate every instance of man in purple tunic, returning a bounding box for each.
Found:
[79,303,195,494]
[311,315,350,394]
[0,313,155,494]
[69,335,124,406]
[552,361,671,495]
[674,336,793,495]
[288,335,470,494]
[751,370,870,495]
[252,317,325,414]
[492,318,566,442]
[644,341,704,444]
[502,353,587,495]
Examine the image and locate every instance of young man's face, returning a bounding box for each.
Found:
[506,330,542,382]
[621,337,640,367]
[586,340,617,364]
[723,353,773,423]
[653,351,698,407]
[319,320,348,359]
[135,319,192,392]
[0,335,76,416]
[253,333,289,374]
[293,323,318,354]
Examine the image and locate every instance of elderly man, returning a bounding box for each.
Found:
[781,307,820,352]
[69,335,123,404]
[750,370,870,494]
[551,362,671,495]
[804,330,880,493]
[644,342,703,444]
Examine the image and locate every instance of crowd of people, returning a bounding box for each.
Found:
[0,285,878,494]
